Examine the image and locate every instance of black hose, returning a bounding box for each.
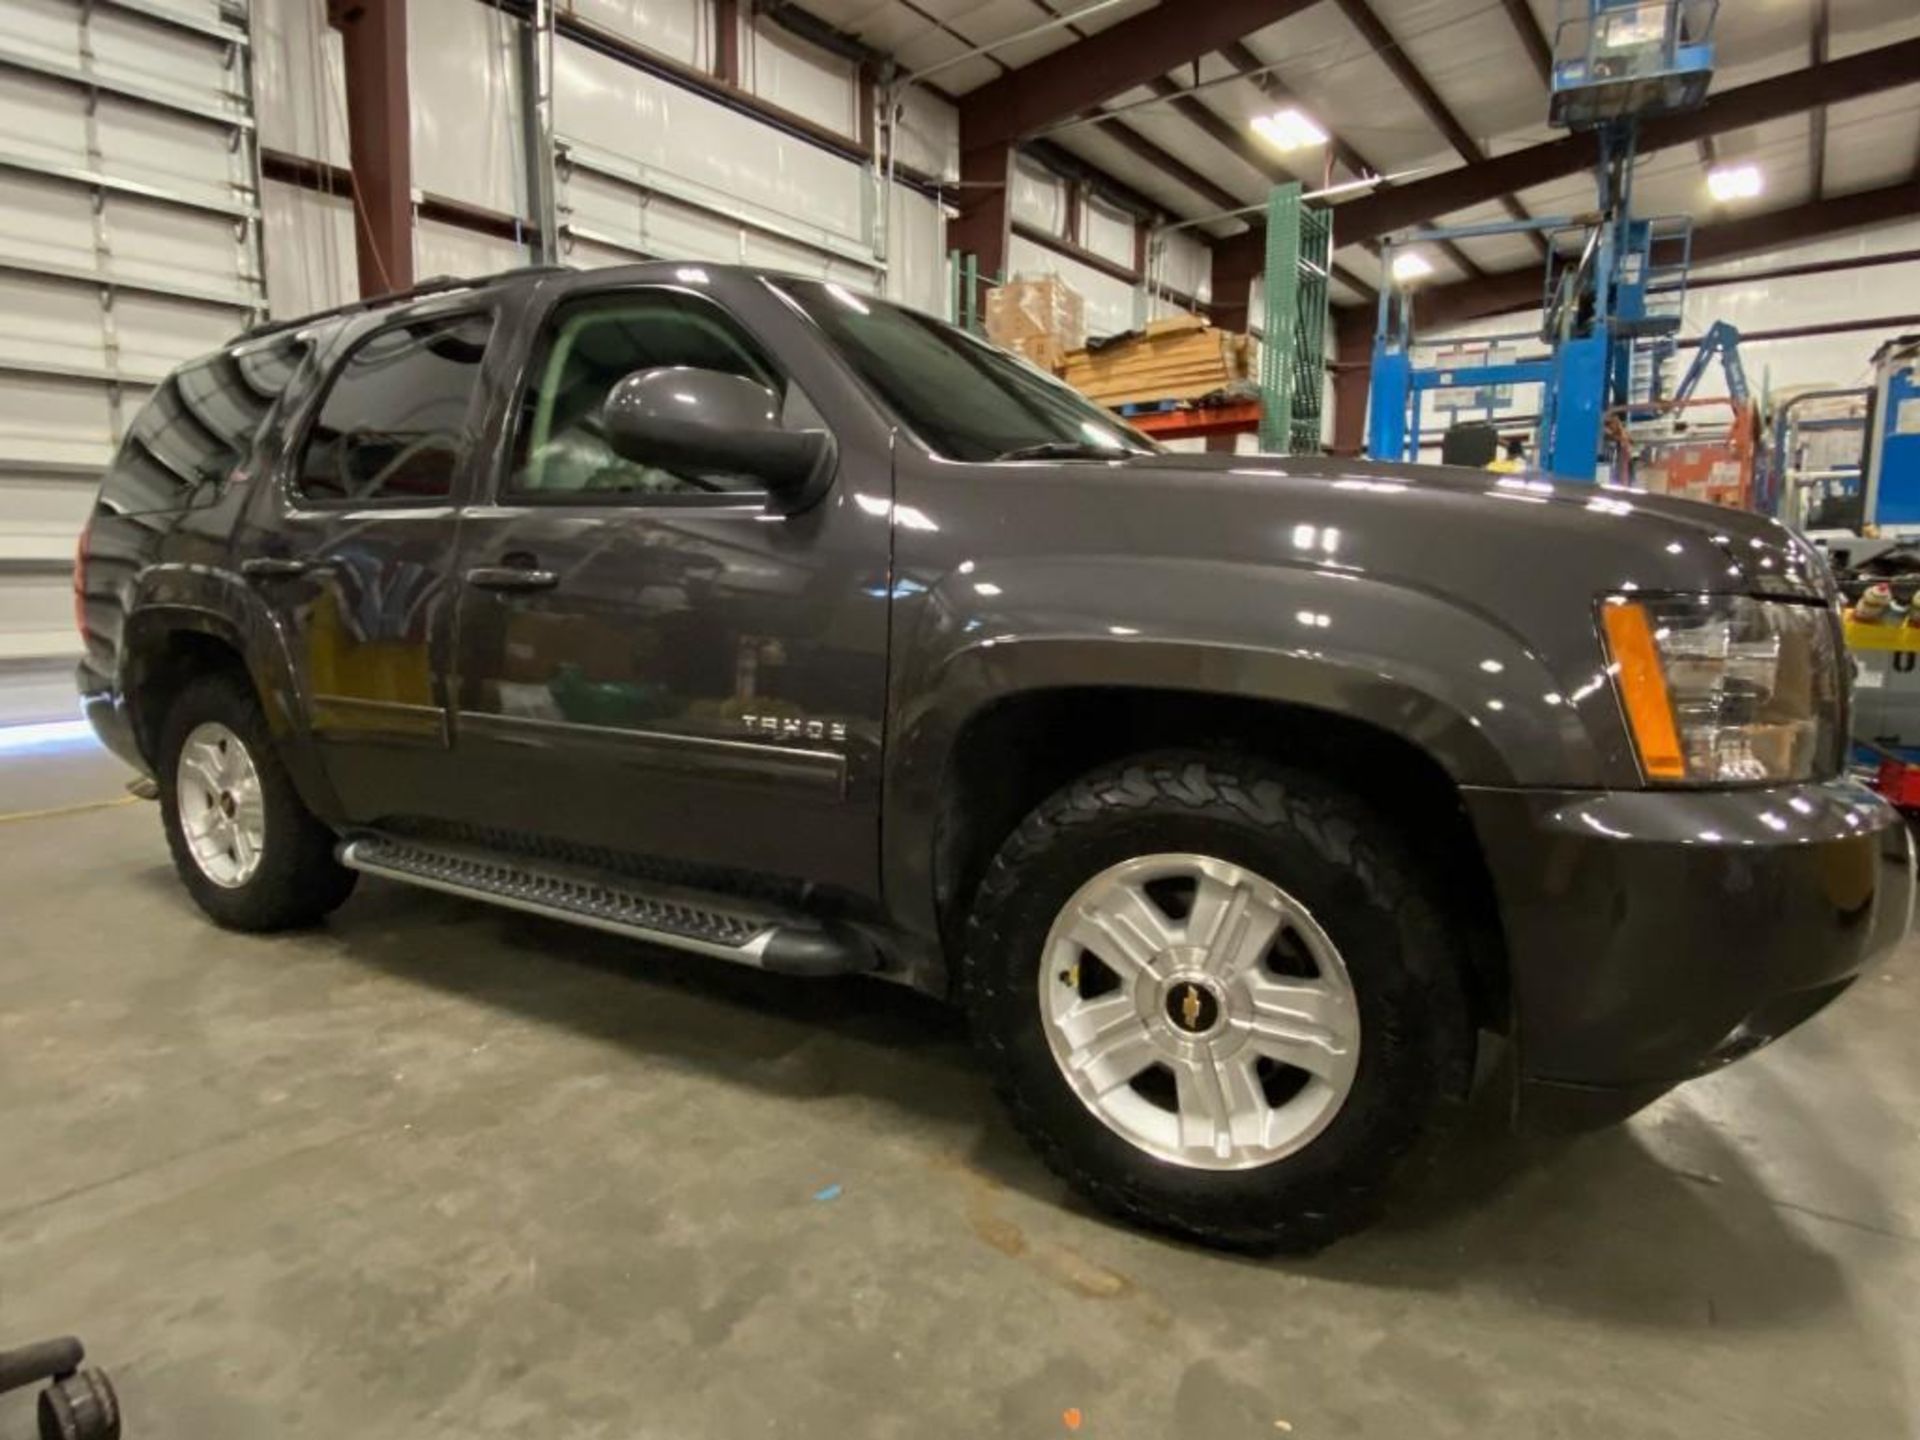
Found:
[0,1337,82,1394]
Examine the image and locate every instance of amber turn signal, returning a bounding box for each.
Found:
[1601,600,1687,781]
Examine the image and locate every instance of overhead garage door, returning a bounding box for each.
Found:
[0,0,265,722]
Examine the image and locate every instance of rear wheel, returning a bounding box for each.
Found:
[159,672,356,930]
[963,751,1464,1251]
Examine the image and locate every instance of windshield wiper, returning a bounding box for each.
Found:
[993,442,1134,462]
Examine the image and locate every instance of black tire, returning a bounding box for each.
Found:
[962,751,1466,1252]
[158,670,357,931]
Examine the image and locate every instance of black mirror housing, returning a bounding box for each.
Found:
[602,367,833,513]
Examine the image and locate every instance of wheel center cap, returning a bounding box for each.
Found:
[219,791,237,818]
[1164,975,1223,1036]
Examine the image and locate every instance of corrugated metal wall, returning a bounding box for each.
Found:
[249,0,955,314]
[0,0,957,720]
[0,0,266,720]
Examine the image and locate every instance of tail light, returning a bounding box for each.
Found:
[73,514,92,640]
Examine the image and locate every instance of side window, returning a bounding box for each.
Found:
[296,312,494,504]
[508,289,788,500]
[107,334,309,513]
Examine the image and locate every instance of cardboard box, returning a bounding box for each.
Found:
[986,275,1086,369]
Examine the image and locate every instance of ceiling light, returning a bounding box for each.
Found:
[1390,250,1434,284]
[1706,164,1762,202]
[1251,108,1327,153]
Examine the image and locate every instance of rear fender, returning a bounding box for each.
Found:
[121,565,344,824]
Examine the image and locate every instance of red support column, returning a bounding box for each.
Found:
[714,0,741,86]
[327,0,413,296]
[1208,232,1261,334]
[950,140,1012,320]
[1329,306,1375,458]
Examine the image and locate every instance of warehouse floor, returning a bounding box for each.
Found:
[2,746,1916,1440]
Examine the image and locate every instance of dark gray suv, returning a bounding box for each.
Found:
[75,263,1914,1249]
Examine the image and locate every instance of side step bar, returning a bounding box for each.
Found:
[337,835,876,978]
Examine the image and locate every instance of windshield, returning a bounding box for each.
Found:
[770,279,1159,463]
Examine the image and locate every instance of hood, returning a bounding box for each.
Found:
[1105,453,1832,603]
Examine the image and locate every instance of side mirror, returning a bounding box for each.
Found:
[602,366,833,512]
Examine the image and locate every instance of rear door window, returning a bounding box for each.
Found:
[105,334,309,513]
[295,312,495,505]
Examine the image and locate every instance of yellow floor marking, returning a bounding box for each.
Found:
[0,795,140,825]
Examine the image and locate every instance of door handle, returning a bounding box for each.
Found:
[465,565,560,593]
[241,555,327,580]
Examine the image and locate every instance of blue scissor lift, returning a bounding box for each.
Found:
[1366,0,1718,481]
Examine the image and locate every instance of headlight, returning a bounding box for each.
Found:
[1600,595,1843,785]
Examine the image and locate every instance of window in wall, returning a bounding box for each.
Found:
[296,312,495,504]
[508,288,789,500]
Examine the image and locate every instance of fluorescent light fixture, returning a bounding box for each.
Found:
[1390,250,1434,284]
[1706,164,1762,202]
[1251,108,1327,153]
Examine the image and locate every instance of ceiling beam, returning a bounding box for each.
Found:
[1141,75,1434,282]
[1211,39,1481,278]
[959,0,1320,151]
[1095,114,1247,216]
[1495,0,1553,89]
[1098,83,1379,301]
[1331,0,1549,255]
[1406,181,1920,330]
[1318,37,1920,247]
[1148,75,1309,194]
[1218,39,1374,185]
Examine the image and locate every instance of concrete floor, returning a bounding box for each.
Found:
[2,745,1917,1440]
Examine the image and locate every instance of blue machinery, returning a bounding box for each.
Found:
[1367,0,1719,480]
[1764,337,1920,534]
[1864,334,1920,530]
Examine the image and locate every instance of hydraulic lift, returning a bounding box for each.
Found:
[1366,0,1718,481]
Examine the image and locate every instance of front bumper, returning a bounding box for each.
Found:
[1465,779,1914,1131]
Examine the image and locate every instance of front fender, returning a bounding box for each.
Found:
[882,555,1602,941]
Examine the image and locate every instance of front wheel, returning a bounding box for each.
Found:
[963,752,1465,1251]
[159,671,357,931]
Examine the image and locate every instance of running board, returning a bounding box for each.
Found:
[336,835,876,978]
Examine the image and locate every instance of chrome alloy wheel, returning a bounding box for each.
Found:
[176,721,266,889]
[1038,853,1361,1171]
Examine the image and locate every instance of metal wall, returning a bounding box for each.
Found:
[249,0,952,308]
[0,0,265,718]
[0,0,961,717]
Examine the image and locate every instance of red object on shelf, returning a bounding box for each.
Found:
[1123,400,1261,439]
[1875,755,1920,810]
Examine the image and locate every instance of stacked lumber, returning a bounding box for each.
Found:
[1060,314,1254,409]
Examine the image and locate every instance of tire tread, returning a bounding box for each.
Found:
[158,671,356,931]
[962,751,1459,1252]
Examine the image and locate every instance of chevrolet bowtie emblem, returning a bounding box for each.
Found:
[1180,984,1203,1031]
